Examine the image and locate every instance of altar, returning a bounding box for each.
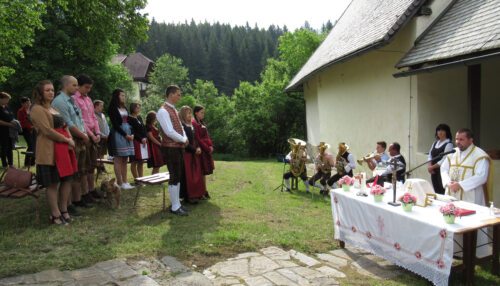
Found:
[330,187,499,286]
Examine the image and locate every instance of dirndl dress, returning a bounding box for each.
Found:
[109,113,134,157]
[147,126,164,168]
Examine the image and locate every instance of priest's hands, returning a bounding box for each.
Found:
[448,181,461,193]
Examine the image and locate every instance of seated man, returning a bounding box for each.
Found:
[308,142,334,195]
[327,143,356,188]
[361,141,390,171]
[283,141,310,193]
[368,142,406,186]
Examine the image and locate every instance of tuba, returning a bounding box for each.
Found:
[335,143,350,175]
[288,138,307,177]
[317,142,333,173]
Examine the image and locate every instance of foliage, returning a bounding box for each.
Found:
[0,0,45,83]
[147,53,189,97]
[278,29,324,75]
[0,0,148,104]
[138,20,285,95]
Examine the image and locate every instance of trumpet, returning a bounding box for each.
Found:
[357,151,382,165]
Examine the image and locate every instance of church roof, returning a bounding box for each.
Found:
[285,0,424,92]
[397,0,500,69]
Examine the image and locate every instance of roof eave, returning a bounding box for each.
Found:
[285,0,426,93]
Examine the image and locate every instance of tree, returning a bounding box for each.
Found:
[0,0,44,83]
[0,0,148,101]
[277,29,323,75]
[147,53,189,96]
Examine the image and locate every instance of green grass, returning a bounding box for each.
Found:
[0,151,499,285]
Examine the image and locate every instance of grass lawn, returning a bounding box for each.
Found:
[0,152,499,285]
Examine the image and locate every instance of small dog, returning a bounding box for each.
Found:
[100,178,121,209]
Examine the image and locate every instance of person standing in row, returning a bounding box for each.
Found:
[145,111,164,174]
[52,75,92,210]
[192,105,214,199]
[0,92,16,168]
[107,89,135,190]
[179,105,207,203]
[129,103,147,179]
[94,100,110,161]
[17,97,36,167]
[427,123,454,194]
[31,80,77,225]
[157,85,188,216]
[73,75,101,200]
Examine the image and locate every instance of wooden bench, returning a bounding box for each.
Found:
[0,169,42,223]
[134,172,169,211]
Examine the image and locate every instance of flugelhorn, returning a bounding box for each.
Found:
[357,151,381,165]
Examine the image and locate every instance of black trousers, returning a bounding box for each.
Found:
[327,170,353,186]
[161,147,184,185]
[22,128,35,166]
[283,170,307,181]
[309,171,331,186]
[0,135,13,167]
[431,172,445,194]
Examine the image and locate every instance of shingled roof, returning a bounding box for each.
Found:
[397,0,500,69]
[285,0,424,92]
[112,53,155,82]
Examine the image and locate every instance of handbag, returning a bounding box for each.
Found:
[2,167,33,189]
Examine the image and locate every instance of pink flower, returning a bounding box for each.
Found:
[439,203,457,216]
[339,175,354,186]
[370,185,386,195]
[398,193,417,204]
[415,251,422,259]
[437,259,445,269]
[439,229,447,239]
[394,242,401,250]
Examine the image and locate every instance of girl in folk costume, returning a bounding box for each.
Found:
[179,106,207,202]
[30,80,77,225]
[128,103,147,179]
[192,105,214,199]
[427,124,454,194]
[145,111,164,174]
[107,89,135,190]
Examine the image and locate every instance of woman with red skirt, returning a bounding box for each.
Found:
[192,105,214,199]
[145,111,164,174]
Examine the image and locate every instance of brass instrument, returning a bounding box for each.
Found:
[335,143,350,175]
[288,138,307,177]
[317,142,333,173]
[357,151,382,165]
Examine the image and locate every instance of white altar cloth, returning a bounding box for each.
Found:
[330,188,494,286]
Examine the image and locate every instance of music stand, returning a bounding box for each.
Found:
[273,153,287,192]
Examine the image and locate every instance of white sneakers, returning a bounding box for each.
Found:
[120,182,135,190]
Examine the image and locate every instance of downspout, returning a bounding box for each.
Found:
[408,75,413,174]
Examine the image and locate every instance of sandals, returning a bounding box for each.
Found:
[61,211,72,223]
[49,215,69,226]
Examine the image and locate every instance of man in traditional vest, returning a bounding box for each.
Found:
[327,142,356,187]
[441,128,491,206]
[157,85,189,216]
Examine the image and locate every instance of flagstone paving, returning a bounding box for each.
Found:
[0,246,402,285]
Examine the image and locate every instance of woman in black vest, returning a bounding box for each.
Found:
[427,124,453,194]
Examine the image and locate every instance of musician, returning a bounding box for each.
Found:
[440,128,491,206]
[370,142,406,185]
[327,143,356,187]
[362,141,390,171]
[308,142,334,195]
[283,141,310,193]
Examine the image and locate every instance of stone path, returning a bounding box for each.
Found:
[0,246,403,286]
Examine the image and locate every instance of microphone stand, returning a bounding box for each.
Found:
[405,153,447,178]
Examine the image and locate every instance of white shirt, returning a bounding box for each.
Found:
[380,154,405,177]
[440,145,489,205]
[343,153,356,173]
[427,139,454,165]
[157,102,187,144]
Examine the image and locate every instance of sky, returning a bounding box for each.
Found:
[142,0,352,31]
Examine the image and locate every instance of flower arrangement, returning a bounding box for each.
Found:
[370,184,386,196]
[439,203,457,216]
[398,193,417,205]
[338,175,354,186]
